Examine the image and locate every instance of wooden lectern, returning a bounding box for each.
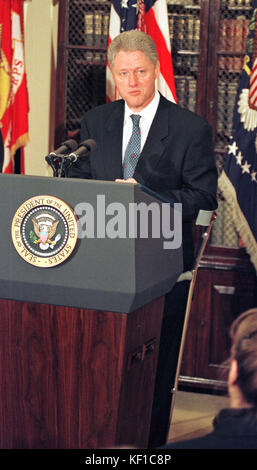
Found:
[0,174,182,449]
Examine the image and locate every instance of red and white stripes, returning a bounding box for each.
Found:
[249,57,257,110]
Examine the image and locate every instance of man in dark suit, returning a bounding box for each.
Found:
[69,30,218,447]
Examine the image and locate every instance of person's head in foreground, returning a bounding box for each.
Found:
[163,308,257,449]
[227,308,257,410]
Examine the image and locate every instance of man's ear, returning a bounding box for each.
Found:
[155,60,160,79]
[228,359,239,386]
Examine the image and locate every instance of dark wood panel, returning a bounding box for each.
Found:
[116,296,164,446]
[180,264,256,390]
[53,306,127,449]
[0,301,58,448]
[210,284,235,364]
[55,0,69,146]
[196,0,210,117]
[205,0,220,136]
[0,297,164,448]
[0,301,126,448]
[203,270,256,381]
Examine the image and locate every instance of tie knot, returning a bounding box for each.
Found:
[131,114,141,127]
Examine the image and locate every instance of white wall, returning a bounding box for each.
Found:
[23,0,59,176]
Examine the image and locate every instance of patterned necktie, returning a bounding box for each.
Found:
[123,114,141,179]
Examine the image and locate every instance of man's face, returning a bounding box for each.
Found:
[111,49,160,112]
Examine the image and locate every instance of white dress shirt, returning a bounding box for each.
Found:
[122,90,160,162]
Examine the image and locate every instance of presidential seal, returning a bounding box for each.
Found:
[11,195,78,267]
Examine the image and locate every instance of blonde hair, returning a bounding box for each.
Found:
[107,30,158,68]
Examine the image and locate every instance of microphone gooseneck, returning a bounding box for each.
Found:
[45,139,96,177]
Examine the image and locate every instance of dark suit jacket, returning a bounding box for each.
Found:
[69,94,218,270]
[161,408,257,449]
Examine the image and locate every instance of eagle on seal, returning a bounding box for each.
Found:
[32,216,59,246]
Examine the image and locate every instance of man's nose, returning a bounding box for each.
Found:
[128,72,138,86]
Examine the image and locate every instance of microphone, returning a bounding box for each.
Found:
[48,139,78,157]
[45,139,79,177]
[68,139,96,161]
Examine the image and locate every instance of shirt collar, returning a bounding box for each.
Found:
[124,90,160,123]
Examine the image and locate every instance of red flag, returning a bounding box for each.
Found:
[0,0,29,173]
[106,0,176,104]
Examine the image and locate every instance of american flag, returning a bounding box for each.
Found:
[249,36,257,111]
[219,1,257,270]
[106,0,176,104]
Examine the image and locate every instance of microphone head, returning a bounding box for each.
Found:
[68,139,97,161]
[80,139,97,153]
[49,139,78,156]
[63,139,78,151]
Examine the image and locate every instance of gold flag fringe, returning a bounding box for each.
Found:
[11,132,29,158]
[218,171,257,272]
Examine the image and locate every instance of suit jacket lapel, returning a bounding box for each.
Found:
[100,96,170,182]
[134,95,169,185]
[101,101,124,180]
